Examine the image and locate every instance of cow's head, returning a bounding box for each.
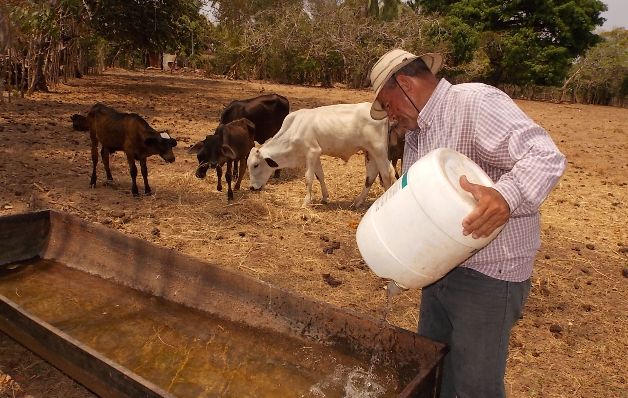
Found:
[188,132,224,179]
[71,114,89,131]
[145,131,177,163]
[247,147,278,190]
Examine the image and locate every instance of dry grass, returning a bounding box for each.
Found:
[0,70,626,398]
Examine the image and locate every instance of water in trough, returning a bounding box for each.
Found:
[0,259,401,397]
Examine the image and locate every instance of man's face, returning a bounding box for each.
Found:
[376,77,420,130]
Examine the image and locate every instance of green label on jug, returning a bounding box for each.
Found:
[401,173,408,188]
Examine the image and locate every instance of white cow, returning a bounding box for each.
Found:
[247,102,396,207]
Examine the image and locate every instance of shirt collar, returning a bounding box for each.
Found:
[416,78,452,130]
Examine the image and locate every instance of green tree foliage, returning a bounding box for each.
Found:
[87,0,206,54]
[208,0,301,29]
[4,0,90,93]
[208,1,446,88]
[429,15,479,65]
[413,0,607,85]
[4,0,622,107]
[562,28,628,105]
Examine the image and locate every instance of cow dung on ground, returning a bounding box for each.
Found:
[0,69,626,398]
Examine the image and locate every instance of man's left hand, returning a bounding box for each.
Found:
[460,175,510,239]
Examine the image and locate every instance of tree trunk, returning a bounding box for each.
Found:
[19,56,26,98]
[28,34,49,93]
[1,51,6,104]
[368,0,379,18]
[7,47,12,102]
[43,41,55,88]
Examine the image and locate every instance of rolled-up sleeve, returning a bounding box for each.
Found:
[474,91,566,216]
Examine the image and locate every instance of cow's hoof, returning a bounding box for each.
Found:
[321,198,329,204]
[145,190,153,196]
[350,201,363,209]
[217,186,223,192]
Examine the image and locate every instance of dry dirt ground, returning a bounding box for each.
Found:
[0,70,626,398]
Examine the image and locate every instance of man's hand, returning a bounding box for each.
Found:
[460,175,510,239]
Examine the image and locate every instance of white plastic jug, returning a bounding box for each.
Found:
[356,148,504,289]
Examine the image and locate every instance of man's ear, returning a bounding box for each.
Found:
[394,74,413,91]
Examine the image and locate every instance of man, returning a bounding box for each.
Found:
[369,49,566,398]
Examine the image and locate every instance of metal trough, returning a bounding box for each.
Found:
[0,210,446,397]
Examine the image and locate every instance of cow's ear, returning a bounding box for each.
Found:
[169,138,177,147]
[244,119,256,135]
[187,141,204,154]
[221,144,237,160]
[264,157,279,168]
[215,124,225,137]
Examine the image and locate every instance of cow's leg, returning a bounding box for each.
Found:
[314,158,329,204]
[216,165,223,192]
[352,153,380,208]
[101,147,114,184]
[392,158,400,179]
[126,153,139,197]
[225,161,234,201]
[232,160,238,179]
[89,135,99,188]
[370,145,396,189]
[140,158,151,195]
[303,150,321,206]
[234,158,247,190]
[375,153,396,189]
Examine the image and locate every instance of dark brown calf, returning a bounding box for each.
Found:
[389,125,405,178]
[72,103,177,196]
[190,118,255,201]
[220,94,289,144]
[220,94,289,179]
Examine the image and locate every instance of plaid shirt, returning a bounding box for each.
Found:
[402,79,566,282]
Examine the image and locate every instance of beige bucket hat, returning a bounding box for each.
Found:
[369,49,443,120]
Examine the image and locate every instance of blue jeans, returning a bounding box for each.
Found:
[419,267,531,398]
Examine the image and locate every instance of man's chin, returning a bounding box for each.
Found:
[399,122,418,130]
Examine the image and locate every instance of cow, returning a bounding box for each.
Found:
[247,102,396,207]
[388,124,405,178]
[219,93,289,178]
[189,118,256,201]
[71,103,177,197]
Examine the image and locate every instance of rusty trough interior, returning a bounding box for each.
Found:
[0,210,446,397]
